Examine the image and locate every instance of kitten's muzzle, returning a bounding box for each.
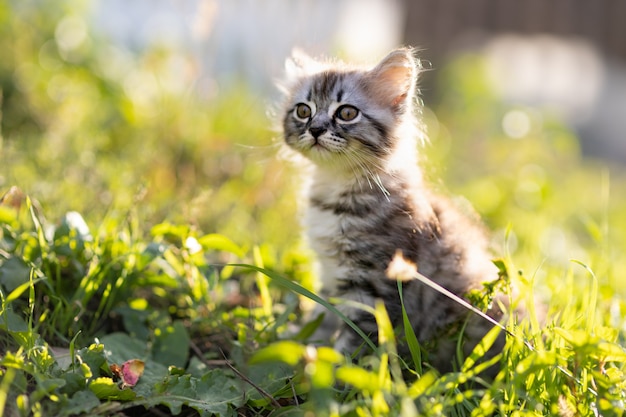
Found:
[309,126,327,139]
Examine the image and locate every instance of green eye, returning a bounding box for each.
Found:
[336,105,359,121]
[295,103,311,119]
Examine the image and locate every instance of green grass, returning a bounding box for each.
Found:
[1,202,625,416]
[1,2,626,416]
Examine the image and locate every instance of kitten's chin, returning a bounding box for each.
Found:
[300,146,335,164]
[294,140,336,162]
[289,138,358,172]
[294,147,347,172]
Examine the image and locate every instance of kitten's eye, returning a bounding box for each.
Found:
[336,105,359,122]
[295,103,312,119]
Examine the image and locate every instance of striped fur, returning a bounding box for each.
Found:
[281,48,507,372]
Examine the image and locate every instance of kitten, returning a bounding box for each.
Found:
[281,47,510,373]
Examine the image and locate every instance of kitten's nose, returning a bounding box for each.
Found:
[309,127,327,139]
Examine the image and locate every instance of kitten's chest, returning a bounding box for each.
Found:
[305,181,381,246]
[305,194,367,291]
[304,177,393,280]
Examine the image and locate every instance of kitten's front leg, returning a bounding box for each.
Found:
[307,288,379,357]
[333,313,379,358]
[330,289,381,357]
[307,301,341,344]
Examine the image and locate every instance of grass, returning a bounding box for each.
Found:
[1,199,625,416]
[1,2,626,415]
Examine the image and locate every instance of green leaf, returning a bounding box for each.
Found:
[57,372,88,396]
[245,363,296,402]
[152,320,190,368]
[595,341,626,363]
[59,389,101,417]
[0,308,29,332]
[461,322,502,373]
[198,233,245,258]
[151,223,189,244]
[0,206,18,224]
[150,370,242,416]
[98,332,170,387]
[89,377,136,401]
[407,371,438,399]
[30,378,67,403]
[98,333,149,365]
[514,350,558,374]
[117,306,152,340]
[553,327,596,348]
[398,281,422,374]
[336,365,384,392]
[0,257,31,292]
[249,341,306,366]
[53,211,92,257]
[5,278,43,304]
[75,343,108,376]
[294,312,325,341]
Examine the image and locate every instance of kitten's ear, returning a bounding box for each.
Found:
[278,49,319,95]
[367,48,418,108]
[285,48,323,78]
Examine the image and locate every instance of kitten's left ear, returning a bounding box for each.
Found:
[366,48,418,108]
[285,48,324,78]
[279,49,322,94]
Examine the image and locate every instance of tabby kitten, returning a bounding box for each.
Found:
[281,48,509,372]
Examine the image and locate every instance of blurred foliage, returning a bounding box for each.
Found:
[0,0,301,256]
[0,0,625,323]
[423,54,626,301]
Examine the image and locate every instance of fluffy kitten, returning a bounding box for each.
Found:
[281,47,509,372]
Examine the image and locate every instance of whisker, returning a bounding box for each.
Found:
[343,148,390,197]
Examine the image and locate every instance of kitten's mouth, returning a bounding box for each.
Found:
[298,135,341,157]
[307,145,326,157]
[302,141,333,160]
[309,142,338,157]
[311,140,325,149]
[308,139,328,151]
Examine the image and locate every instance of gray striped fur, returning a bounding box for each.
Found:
[281,48,508,373]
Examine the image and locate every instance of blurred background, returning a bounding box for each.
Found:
[1,0,625,296]
[90,0,626,161]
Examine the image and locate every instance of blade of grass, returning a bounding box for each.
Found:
[0,367,16,414]
[570,260,598,335]
[460,324,502,373]
[252,247,272,317]
[525,261,546,351]
[397,281,422,375]
[231,264,377,351]
[411,270,508,336]
[27,268,35,347]
[372,300,408,395]
[69,331,81,371]
[410,267,600,397]
[5,276,45,304]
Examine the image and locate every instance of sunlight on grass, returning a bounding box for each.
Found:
[1,2,626,416]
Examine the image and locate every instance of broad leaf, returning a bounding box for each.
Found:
[59,389,101,417]
[89,377,136,401]
[0,257,31,292]
[148,370,242,416]
[152,320,190,368]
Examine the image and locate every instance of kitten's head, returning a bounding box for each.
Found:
[281,48,422,173]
